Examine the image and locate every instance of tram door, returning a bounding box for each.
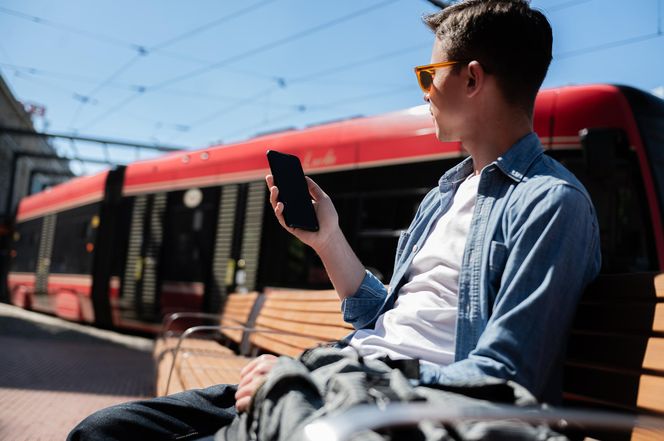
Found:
[120,193,167,323]
[33,214,56,311]
[158,186,222,317]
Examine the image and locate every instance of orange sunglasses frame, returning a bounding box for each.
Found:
[413,60,465,92]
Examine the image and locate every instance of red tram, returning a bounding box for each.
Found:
[7,84,664,332]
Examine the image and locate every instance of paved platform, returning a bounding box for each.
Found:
[0,303,155,440]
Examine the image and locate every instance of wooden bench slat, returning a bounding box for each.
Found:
[637,374,664,412]
[262,289,339,301]
[262,299,342,312]
[223,301,256,312]
[258,308,352,328]
[564,365,664,413]
[222,306,253,318]
[253,315,351,341]
[178,354,250,389]
[219,316,248,343]
[154,337,235,364]
[583,273,663,300]
[250,333,309,358]
[656,274,664,297]
[631,426,664,441]
[573,302,664,333]
[568,333,664,372]
[154,292,261,395]
[250,328,334,353]
[644,338,664,372]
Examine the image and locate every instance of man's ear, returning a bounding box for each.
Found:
[466,61,484,97]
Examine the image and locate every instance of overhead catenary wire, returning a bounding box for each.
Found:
[556,31,663,59]
[219,84,415,141]
[182,41,428,132]
[2,3,278,133]
[149,0,401,92]
[0,6,146,53]
[149,0,280,51]
[67,0,281,130]
[0,61,288,106]
[5,0,662,155]
[76,0,401,131]
[67,56,144,129]
[0,4,261,65]
[2,0,407,138]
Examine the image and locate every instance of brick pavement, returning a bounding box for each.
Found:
[0,304,155,440]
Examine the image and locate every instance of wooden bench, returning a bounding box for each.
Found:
[157,288,353,396]
[156,273,664,439]
[300,272,664,441]
[563,272,664,440]
[154,291,261,396]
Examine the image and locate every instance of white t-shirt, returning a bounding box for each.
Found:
[348,173,480,366]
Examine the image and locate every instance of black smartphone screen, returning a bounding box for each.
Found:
[266,150,319,231]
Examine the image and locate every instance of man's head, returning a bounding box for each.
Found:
[420,0,552,142]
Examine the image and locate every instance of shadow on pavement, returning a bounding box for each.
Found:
[0,314,154,397]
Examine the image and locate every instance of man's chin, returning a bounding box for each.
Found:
[435,131,460,143]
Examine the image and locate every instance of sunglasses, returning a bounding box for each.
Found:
[414,60,465,93]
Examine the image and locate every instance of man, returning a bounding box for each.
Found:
[69,1,601,439]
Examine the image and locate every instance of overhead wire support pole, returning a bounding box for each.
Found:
[0,126,185,152]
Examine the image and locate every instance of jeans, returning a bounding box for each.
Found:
[67,385,238,441]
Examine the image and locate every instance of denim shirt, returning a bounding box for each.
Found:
[340,132,601,403]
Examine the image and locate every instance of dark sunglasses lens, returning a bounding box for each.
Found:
[419,71,433,91]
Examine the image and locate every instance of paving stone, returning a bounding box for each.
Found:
[0,304,155,440]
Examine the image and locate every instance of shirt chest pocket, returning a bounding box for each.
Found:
[395,231,411,263]
[488,241,508,287]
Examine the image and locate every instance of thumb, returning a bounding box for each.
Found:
[305,176,327,201]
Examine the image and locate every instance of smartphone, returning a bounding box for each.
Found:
[266,150,319,231]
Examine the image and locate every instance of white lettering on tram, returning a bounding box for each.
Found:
[303,149,337,169]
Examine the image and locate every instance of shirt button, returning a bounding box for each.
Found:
[412,245,418,253]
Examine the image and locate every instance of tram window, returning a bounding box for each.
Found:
[548,148,657,273]
[257,157,464,288]
[353,158,462,282]
[619,86,664,232]
[50,204,100,274]
[11,218,43,272]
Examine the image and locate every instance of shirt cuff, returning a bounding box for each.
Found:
[340,270,388,329]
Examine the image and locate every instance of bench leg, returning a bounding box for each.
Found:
[67,384,238,441]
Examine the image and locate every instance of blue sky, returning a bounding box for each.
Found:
[1,0,663,175]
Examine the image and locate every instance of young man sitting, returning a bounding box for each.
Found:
[69,1,600,440]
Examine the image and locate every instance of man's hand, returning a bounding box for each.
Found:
[265,174,367,299]
[265,174,340,254]
[235,354,278,413]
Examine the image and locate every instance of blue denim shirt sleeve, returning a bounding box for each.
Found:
[418,183,601,398]
[340,270,388,329]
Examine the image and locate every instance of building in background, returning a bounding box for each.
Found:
[0,74,72,301]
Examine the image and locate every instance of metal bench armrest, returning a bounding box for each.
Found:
[164,324,259,395]
[303,402,664,441]
[158,312,222,342]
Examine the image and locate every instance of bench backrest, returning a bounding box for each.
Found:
[563,272,664,439]
[248,288,354,357]
[220,291,261,344]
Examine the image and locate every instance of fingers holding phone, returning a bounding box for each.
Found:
[265,151,339,252]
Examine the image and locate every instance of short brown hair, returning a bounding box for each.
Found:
[424,0,552,113]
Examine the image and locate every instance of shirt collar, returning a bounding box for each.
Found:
[438,132,543,191]
[494,132,544,182]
